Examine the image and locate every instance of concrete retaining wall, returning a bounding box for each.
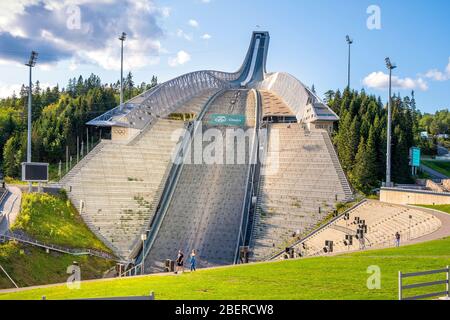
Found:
[380,187,450,205]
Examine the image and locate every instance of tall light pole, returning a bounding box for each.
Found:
[141,233,147,275]
[119,32,127,109]
[346,35,353,89]
[385,57,397,188]
[25,51,38,192]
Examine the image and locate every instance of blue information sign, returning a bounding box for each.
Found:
[410,147,421,167]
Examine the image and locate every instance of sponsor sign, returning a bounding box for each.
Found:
[208,114,246,127]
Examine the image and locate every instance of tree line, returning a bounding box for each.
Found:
[0,73,157,177]
[327,88,421,194]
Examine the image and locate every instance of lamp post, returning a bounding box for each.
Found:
[119,32,127,109]
[346,35,353,89]
[25,51,38,192]
[385,57,397,188]
[141,233,147,275]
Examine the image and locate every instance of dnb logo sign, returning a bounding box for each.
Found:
[208,114,246,127]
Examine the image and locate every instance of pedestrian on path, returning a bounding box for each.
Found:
[175,250,184,274]
[190,250,197,272]
[395,232,401,247]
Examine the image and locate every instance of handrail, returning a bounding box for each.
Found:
[0,264,18,288]
[0,188,9,205]
[127,89,227,275]
[321,132,354,198]
[268,199,367,260]
[0,232,121,262]
[234,89,261,264]
[59,139,105,185]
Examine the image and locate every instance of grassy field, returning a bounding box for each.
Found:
[0,242,114,289]
[12,192,111,252]
[1,237,449,300]
[422,160,450,177]
[417,204,450,214]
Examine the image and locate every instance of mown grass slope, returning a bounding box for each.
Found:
[0,192,115,289]
[1,237,449,300]
[0,242,114,289]
[12,192,110,252]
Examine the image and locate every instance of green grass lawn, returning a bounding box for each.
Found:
[417,204,450,214]
[1,237,449,300]
[0,243,114,289]
[12,192,111,252]
[422,160,450,177]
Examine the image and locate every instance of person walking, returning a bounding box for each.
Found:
[395,232,401,247]
[190,250,197,272]
[175,250,184,274]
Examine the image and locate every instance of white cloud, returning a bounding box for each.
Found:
[424,57,450,81]
[0,83,23,98]
[363,71,428,91]
[168,50,191,67]
[200,0,211,3]
[0,82,54,98]
[176,29,193,41]
[201,33,211,40]
[188,19,199,28]
[0,1,165,71]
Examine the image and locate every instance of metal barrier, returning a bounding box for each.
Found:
[0,232,120,262]
[0,188,8,205]
[399,266,449,300]
[234,89,261,264]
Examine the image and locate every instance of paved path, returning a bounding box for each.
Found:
[0,186,22,235]
[420,164,448,179]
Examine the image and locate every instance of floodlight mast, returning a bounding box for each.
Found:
[346,35,353,89]
[385,57,397,188]
[25,51,38,192]
[119,32,127,109]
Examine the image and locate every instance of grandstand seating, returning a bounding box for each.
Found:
[144,90,255,272]
[250,123,353,261]
[286,200,442,258]
[62,92,216,259]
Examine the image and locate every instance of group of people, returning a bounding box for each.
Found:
[174,249,197,274]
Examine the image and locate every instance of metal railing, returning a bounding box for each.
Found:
[58,139,104,185]
[234,89,261,264]
[321,132,354,199]
[399,266,449,300]
[0,188,9,205]
[0,232,120,262]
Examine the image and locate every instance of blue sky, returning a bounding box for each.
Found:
[0,0,449,113]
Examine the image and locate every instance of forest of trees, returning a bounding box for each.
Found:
[1,73,448,195]
[0,73,157,177]
[327,88,422,194]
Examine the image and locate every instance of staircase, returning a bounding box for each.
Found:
[62,119,186,259]
[321,131,353,200]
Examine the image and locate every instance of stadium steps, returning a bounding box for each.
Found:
[321,131,353,199]
[62,91,217,259]
[282,200,442,258]
[250,123,348,261]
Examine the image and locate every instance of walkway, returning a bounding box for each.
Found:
[420,164,448,179]
[0,186,22,235]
